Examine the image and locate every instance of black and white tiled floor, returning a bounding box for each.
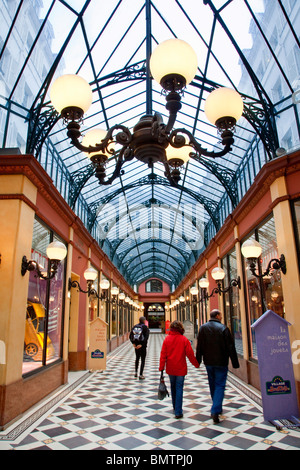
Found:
[1,334,300,451]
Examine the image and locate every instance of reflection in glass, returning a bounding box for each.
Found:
[223,250,243,356]
[244,216,284,360]
[23,219,66,375]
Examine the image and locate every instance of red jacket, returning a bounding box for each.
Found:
[159,330,199,376]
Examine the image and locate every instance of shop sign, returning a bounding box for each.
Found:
[91,349,105,359]
[88,317,108,370]
[266,376,291,396]
[251,310,300,423]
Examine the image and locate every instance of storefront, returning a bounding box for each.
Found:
[23,217,67,376]
[0,155,138,428]
[171,150,300,404]
[146,303,165,330]
[1,150,300,427]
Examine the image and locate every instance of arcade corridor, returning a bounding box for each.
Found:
[1,334,300,451]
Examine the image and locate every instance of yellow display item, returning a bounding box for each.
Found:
[24,302,55,362]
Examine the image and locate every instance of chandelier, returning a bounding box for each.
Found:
[50,39,243,186]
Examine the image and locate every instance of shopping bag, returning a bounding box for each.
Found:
[157,371,169,400]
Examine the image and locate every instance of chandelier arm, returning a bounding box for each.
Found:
[162,160,183,186]
[165,109,179,135]
[198,142,233,159]
[93,147,133,186]
[67,123,132,155]
[169,127,234,159]
[164,91,182,134]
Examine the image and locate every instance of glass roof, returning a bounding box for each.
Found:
[1,0,299,288]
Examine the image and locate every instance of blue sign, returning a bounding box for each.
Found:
[266,376,291,396]
[251,310,300,423]
[91,349,104,359]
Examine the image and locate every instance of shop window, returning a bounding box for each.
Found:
[222,249,243,356]
[89,269,99,323]
[119,304,123,336]
[111,306,117,337]
[123,307,127,334]
[22,218,66,376]
[243,215,284,361]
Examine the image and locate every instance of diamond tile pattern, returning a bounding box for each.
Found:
[1,334,300,451]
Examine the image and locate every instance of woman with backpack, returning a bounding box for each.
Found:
[159,320,199,418]
[129,316,150,379]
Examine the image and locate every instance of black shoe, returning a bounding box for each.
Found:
[211,413,220,424]
[175,414,183,419]
[134,373,138,378]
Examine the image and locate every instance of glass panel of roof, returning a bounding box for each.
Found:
[1,0,299,287]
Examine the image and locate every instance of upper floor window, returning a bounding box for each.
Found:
[145,279,163,293]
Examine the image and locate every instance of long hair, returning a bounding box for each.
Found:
[170,320,185,335]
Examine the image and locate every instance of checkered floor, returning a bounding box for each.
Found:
[1,334,300,451]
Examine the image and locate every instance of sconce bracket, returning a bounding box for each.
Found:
[249,255,286,278]
[68,278,89,294]
[21,256,59,280]
[207,276,241,297]
[68,277,109,300]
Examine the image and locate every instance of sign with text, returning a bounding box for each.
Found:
[88,317,108,371]
[251,310,299,422]
[183,319,195,347]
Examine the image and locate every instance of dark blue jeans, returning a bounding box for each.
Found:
[206,366,228,415]
[169,375,185,416]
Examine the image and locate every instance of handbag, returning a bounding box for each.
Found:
[157,370,169,400]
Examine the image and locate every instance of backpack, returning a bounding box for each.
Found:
[132,325,145,343]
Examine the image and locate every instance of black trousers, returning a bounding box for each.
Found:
[135,347,147,375]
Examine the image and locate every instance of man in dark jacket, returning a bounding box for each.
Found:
[129,317,150,380]
[196,309,239,423]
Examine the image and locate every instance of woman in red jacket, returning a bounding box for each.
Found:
[159,320,199,419]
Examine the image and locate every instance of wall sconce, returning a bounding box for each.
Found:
[198,277,210,301]
[111,286,119,296]
[110,286,126,305]
[210,267,241,296]
[199,268,240,299]
[241,240,287,278]
[119,292,126,301]
[69,268,109,299]
[21,241,67,280]
[199,277,209,290]
[190,286,199,297]
[178,286,199,307]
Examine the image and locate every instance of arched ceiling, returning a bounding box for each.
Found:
[0,0,299,288]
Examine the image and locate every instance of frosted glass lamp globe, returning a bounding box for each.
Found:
[50,74,93,115]
[46,241,67,261]
[150,38,198,90]
[204,87,243,127]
